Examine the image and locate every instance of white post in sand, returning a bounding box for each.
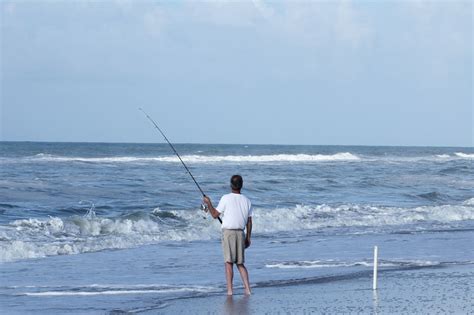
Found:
[373,245,378,290]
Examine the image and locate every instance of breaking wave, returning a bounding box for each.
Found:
[17,284,219,297]
[1,199,473,263]
[2,151,473,165]
[24,152,361,163]
[265,259,442,269]
[463,198,474,206]
[154,153,360,163]
[252,201,474,233]
[0,209,219,263]
[454,152,474,159]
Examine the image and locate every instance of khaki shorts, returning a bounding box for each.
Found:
[221,229,245,264]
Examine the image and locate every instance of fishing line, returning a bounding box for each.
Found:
[139,108,222,224]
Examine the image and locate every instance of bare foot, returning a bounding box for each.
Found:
[244,289,251,295]
[227,291,233,296]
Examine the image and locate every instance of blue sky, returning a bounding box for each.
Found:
[1,1,472,146]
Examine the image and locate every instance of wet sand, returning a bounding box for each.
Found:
[150,264,473,314]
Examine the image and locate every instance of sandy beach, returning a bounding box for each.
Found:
[2,225,472,314]
[144,263,473,314]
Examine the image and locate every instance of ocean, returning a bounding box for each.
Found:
[0,142,473,314]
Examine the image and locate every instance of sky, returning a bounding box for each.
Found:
[0,0,472,146]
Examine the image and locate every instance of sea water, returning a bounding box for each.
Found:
[0,142,473,313]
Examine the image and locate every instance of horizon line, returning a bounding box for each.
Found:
[0,140,472,149]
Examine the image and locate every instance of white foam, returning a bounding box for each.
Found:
[20,284,217,296]
[463,198,474,206]
[1,202,473,263]
[252,203,474,233]
[455,152,474,159]
[0,210,218,262]
[265,260,360,269]
[12,217,65,233]
[29,153,360,163]
[373,154,463,163]
[23,287,213,296]
[265,259,440,269]
[34,154,161,163]
[154,153,360,163]
[4,152,473,165]
[23,290,161,296]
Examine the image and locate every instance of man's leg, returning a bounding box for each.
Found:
[225,262,234,295]
[237,264,251,295]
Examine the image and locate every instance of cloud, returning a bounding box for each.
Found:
[258,1,373,49]
[334,1,372,48]
[183,1,263,28]
[1,2,16,15]
[405,0,471,53]
[251,0,275,20]
[143,6,166,38]
[395,1,472,79]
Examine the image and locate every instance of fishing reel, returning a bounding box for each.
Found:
[200,203,209,221]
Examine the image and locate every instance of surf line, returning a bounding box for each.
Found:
[139,108,222,224]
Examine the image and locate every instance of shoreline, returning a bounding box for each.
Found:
[144,263,473,314]
[1,229,473,314]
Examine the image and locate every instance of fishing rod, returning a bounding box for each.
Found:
[139,108,222,224]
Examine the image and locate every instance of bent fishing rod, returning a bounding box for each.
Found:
[139,108,222,224]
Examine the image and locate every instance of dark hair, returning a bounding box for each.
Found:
[230,175,243,190]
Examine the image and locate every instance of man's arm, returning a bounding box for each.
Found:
[245,217,252,248]
[203,196,220,219]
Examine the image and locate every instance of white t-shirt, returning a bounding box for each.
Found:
[216,193,252,230]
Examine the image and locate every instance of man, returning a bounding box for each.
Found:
[203,174,253,296]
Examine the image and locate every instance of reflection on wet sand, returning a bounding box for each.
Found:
[223,295,250,315]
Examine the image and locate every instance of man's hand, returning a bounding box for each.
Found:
[245,217,252,248]
[245,238,251,249]
[203,196,212,207]
[203,196,220,219]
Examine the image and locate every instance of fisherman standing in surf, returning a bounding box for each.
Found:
[203,175,253,296]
